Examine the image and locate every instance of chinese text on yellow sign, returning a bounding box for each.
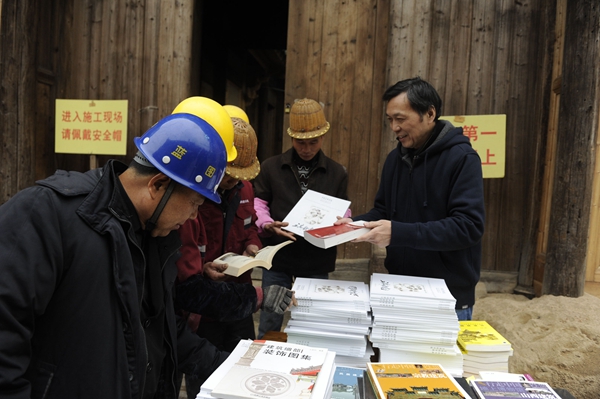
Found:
[440,114,506,178]
[55,99,128,155]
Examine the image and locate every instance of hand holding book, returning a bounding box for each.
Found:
[335,218,391,248]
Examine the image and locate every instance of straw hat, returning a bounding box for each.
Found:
[287,98,330,139]
[226,117,261,181]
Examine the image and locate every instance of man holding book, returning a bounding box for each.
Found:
[337,77,485,320]
[253,98,349,338]
[177,111,270,398]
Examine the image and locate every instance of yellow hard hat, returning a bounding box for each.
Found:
[172,97,237,162]
[223,105,250,123]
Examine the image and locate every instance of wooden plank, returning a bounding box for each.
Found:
[443,0,473,115]
[0,1,19,203]
[480,0,514,273]
[327,0,356,259]
[157,1,174,115]
[428,0,452,94]
[316,0,336,156]
[410,0,433,76]
[17,1,36,190]
[465,0,496,114]
[120,0,144,155]
[88,1,102,99]
[544,0,600,297]
[364,0,390,226]
[344,0,380,259]
[283,0,315,150]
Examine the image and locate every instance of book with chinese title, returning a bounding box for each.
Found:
[213,240,293,277]
[366,362,472,399]
[458,321,512,352]
[469,380,561,399]
[210,340,334,399]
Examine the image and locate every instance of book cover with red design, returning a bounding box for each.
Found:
[304,222,370,249]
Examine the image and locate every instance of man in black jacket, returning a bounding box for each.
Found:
[0,111,293,399]
[338,78,485,320]
[253,98,349,337]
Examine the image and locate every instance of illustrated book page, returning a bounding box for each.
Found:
[366,362,472,399]
[282,189,350,236]
[458,321,512,352]
[292,277,370,305]
[369,273,457,309]
[303,221,370,249]
[210,340,329,399]
[213,240,293,277]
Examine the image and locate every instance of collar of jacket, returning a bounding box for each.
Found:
[281,147,328,171]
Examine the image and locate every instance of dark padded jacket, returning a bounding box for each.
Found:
[354,120,485,308]
[0,161,227,399]
[253,147,348,276]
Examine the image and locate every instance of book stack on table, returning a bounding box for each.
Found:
[368,273,464,377]
[199,339,336,399]
[457,320,513,377]
[284,277,372,363]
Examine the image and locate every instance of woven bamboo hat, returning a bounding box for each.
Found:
[226,117,261,181]
[287,98,330,139]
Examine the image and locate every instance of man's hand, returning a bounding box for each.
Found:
[334,216,353,225]
[243,244,260,257]
[354,220,392,248]
[203,261,228,281]
[263,221,296,241]
[262,285,297,314]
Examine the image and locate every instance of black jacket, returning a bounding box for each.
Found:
[0,161,226,399]
[253,147,348,276]
[354,121,485,308]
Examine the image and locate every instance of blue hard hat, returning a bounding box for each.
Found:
[134,113,227,203]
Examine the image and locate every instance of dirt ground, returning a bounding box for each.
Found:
[472,290,600,399]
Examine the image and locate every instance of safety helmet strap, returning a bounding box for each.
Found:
[145,179,178,232]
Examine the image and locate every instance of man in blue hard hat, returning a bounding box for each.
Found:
[0,111,293,399]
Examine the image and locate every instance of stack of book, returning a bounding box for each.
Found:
[199,339,336,399]
[457,320,513,377]
[366,362,472,399]
[284,277,372,360]
[368,273,463,376]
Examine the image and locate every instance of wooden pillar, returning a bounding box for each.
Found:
[543,0,600,297]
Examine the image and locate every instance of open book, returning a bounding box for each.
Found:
[213,240,294,277]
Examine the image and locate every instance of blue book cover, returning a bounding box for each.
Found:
[331,366,365,399]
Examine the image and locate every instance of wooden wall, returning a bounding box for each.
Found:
[284,0,391,260]
[385,1,556,283]
[285,0,557,280]
[0,0,197,204]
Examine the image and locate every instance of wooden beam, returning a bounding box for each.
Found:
[544,0,600,297]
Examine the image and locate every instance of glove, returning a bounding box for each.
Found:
[262,285,294,314]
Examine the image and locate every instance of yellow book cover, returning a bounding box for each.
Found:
[458,321,512,352]
[366,363,471,399]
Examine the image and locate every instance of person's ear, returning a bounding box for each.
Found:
[427,106,436,122]
[148,173,171,199]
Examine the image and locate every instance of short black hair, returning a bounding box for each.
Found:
[129,158,160,176]
[382,77,443,121]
